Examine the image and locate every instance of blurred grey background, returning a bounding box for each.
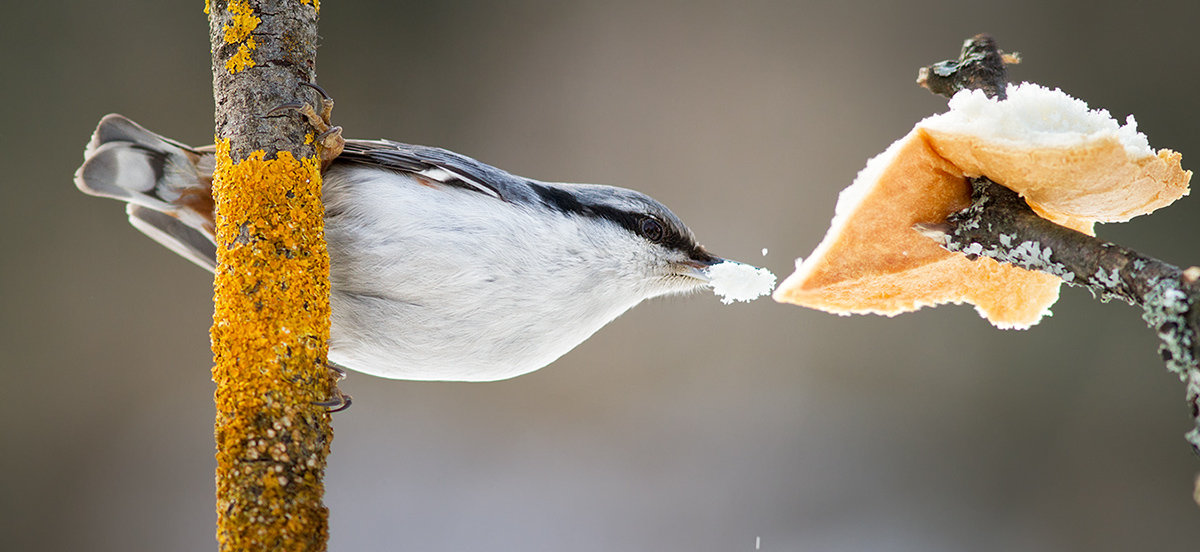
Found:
[4,1,1200,550]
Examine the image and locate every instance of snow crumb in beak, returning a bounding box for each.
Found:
[706,261,776,304]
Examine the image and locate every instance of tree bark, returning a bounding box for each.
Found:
[207,1,333,550]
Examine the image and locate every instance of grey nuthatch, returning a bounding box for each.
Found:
[75,114,772,382]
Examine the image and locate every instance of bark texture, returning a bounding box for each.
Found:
[207,1,334,550]
[211,0,321,161]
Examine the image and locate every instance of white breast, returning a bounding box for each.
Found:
[321,166,651,381]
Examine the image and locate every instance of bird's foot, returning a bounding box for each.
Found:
[266,81,345,170]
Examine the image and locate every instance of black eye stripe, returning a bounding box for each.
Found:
[529,182,697,253]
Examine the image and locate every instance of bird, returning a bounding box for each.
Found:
[74,108,764,383]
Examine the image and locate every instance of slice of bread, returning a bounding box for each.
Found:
[774,84,1189,328]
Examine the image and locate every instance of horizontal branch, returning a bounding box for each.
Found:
[916,177,1200,383]
[916,35,1200,453]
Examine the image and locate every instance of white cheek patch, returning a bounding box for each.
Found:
[706,261,776,305]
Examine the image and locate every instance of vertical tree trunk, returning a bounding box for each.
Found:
[207,1,333,550]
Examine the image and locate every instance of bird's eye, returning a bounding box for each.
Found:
[639,217,666,242]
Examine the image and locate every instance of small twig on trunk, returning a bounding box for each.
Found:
[917,34,1019,101]
[915,34,1200,454]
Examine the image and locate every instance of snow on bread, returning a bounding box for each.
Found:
[921,83,1188,223]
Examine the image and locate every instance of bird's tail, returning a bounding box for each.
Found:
[75,114,218,271]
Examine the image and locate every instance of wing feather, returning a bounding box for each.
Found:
[338,140,508,200]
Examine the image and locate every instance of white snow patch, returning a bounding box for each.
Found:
[920,82,1152,157]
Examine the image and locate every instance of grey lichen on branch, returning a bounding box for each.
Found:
[917,35,1200,453]
[918,177,1174,305]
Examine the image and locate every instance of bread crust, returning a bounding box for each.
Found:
[924,129,1189,223]
[775,129,1103,329]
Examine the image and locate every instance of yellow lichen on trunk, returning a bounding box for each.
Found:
[222,0,259,73]
[210,138,332,551]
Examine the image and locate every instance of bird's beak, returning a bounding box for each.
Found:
[679,255,725,283]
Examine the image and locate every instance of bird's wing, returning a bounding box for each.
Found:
[337,140,516,201]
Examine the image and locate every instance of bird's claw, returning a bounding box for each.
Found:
[314,360,352,413]
[299,81,335,124]
[313,391,352,413]
[326,360,348,382]
[265,81,345,169]
[265,102,307,117]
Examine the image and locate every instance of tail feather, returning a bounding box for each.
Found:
[127,205,218,272]
[75,114,218,271]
